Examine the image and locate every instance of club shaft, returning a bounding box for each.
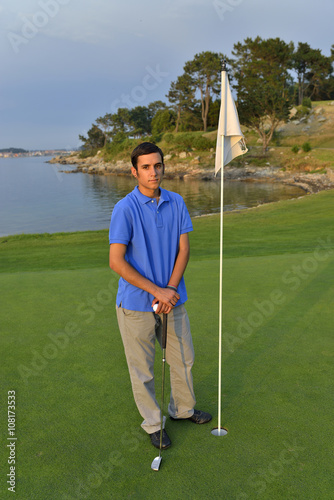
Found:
[159,348,166,452]
[159,313,168,452]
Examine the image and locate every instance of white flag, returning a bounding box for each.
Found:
[215,71,248,175]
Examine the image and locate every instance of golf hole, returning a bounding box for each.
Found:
[211,427,228,437]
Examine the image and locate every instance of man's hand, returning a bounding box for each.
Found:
[110,243,181,314]
[152,287,180,314]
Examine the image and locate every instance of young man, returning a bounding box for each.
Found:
[109,142,211,449]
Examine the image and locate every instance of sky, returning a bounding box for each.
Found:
[0,0,333,150]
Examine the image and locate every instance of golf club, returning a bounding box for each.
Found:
[151,312,168,471]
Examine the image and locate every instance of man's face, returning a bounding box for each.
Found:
[131,152,164,196]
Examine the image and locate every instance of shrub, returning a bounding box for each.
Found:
[171,133,215,151]
[79,147,99,159]
[302,142,312,152]
[302,97,312,109]
[294,105,311,121]
[163,133,174,144]
[192,136,215,151]
[292,145,300,153]
[144,134,163,144]
[151,109,176,136]
[103,137,141,160]
[174,133,196,150]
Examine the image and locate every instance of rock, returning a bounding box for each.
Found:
[326,168,334,180]
[191,156,201,164]
[179,152,187,158]
[314,107,324,115]
[289,107,298,118]
[318,117,326,122]
[164,154,172,160]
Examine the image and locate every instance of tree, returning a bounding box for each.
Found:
[293,42,333,103]
[305,51,333,101]
[95,114,113,147]
[207,98,221,129]
[79,125,105,151]
[324,44,334,99]
[183,51,223,132]
[128,106,152,137]
[110,108,131,138]
[93,109,132,145]
[151,109,176,135]
[232,37,294,153]
[167,73,196,132]
[147,100,167,120]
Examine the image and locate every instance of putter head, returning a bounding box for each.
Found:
[151,455,162,471]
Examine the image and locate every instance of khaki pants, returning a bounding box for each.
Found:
[116,304,196,434]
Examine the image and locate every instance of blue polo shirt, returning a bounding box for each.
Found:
[109,186,193,311]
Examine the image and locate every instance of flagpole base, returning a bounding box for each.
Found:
[211,427,228,437]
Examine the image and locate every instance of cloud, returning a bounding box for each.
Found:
[1,0,334,149]
[0,0,113,45]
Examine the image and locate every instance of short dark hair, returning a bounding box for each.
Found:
[131,142,164,170]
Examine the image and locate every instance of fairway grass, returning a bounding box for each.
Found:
[1,191,334,499]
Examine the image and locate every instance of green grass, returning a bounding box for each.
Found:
[311,136,334,149]
[313,149,334,162]
[1,191,334,499]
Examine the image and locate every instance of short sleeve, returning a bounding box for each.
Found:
[109,202,133,245]
[179,196,193,235]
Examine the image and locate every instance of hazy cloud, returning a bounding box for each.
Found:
[0,0,333,149]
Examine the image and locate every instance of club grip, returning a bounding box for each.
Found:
[162,313,168,349]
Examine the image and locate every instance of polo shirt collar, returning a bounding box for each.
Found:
[133,186,170,205]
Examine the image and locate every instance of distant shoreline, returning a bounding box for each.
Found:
[0,150,70,159]
[49,153,334,194]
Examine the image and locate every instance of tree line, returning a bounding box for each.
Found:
[80,37,334,153]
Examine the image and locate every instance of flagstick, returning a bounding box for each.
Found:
[212,66,228,437]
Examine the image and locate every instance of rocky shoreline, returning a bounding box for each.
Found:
[49,153,334,194]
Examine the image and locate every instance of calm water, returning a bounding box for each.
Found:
[0,156,305,237]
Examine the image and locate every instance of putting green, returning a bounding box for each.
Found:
[1,190,334,499]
